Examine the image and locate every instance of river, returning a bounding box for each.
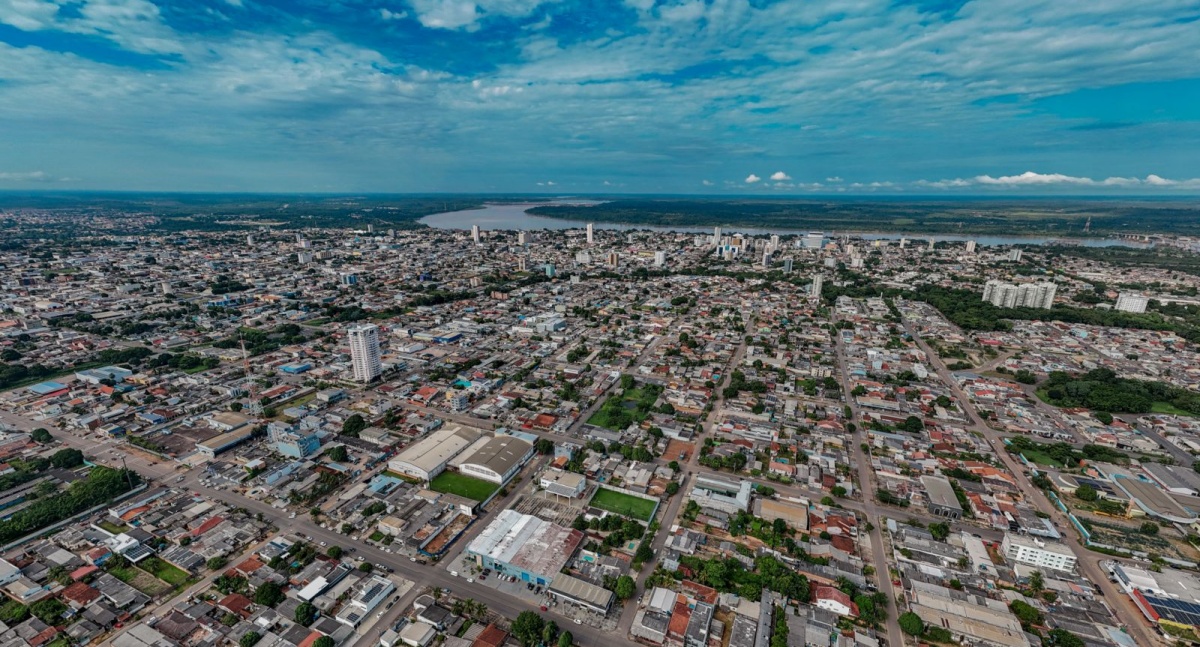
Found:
[419,202,1148,248]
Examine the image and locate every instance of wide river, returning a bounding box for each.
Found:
[419,202,1147,248]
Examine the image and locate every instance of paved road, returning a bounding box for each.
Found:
[905,322,1162,647]
[832,315,904,645]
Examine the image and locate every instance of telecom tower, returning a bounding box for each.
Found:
[241,336,263,415]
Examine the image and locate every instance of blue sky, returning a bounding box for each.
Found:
[1,0,1199,193]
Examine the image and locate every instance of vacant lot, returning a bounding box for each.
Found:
[430,471,500,501]
[138,557,190,586]
[590,488,656,521]
[110,566,170,596]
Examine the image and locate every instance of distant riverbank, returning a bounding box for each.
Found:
[419,202,1150,247]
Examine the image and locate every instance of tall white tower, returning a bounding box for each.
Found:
[586,223,594,245]
[712,226,722,246]
[348,324,382,383]
[472,225,481,245]
[811,275,824,300]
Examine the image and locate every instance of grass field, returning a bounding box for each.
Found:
[430,471,500,501]
[1019,450,1064,468]
[1152,401,1197,417]
[138,557,189,586]
[109,566,170,596]
[98,520,128,534]
[589,488,656,521]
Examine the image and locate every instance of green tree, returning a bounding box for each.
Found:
[614,575,636,600]
[295,601,317,625]
[314,638,335,647]
[1010,600,1043,628]
[511,611,545,647]
[901,416,924,433]
[542,620,559,645]
[1075,484,1098,501]
[326,546,343,558]
[898,612,924,636]
[254,581,285,607]
[1028,570,1044,593]
[30,428,53,443]
[1046,628,1085,647]
[240,632,262,647]
[342,414,366,437]
[49,448,85,469]
[928,522,950,541]
[1140,521,1160,535]
[557,632,573,647]
[359,562,374,572]
[327,445,349,462]
[207,556,228,570]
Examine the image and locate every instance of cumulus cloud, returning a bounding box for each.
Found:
[744,174,761,183]
[826,176,843,183]
[917,172,1200,190]
[769,171,791,181]
[379,8,408,20]
[702,179,713,186]
[408,0,554,30]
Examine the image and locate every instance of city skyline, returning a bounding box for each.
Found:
[0,1,1198,193]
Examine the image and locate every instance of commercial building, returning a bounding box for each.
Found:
[1115,292,1149,313]
[196,426,257,459]
[540,469,587,498]
[335,574,395,627]
[981,280,1057,309]
[464,510,584,587]
[387,425,483,482]
[688,475,753,515]
[458,435,534,484]
[547,574,615,614]
[586,223,594,244]
[267,420,321,458]
[810,275,823,300]
[348,323,383,383]
[920,474,963,520]
[1000,533,1077,572]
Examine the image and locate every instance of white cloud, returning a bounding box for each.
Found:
[974,171,1096,185]
[702,179,713,186]
[380,8,408,20]
[0,170,50,181]
[744,174,761,183]
[408,0,555,30]
[769,171,791,181]
[826,176,843,183]
[917,172,1200,190]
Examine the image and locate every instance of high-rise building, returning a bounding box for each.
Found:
[295,232,303,244]
[783,258,794,273]
[1115,292,1149,313]
[246,234,255,246]
[899,238,908,249]
[299,239,312,249]
[762,250,772,267]
[966,240,977,253]
[928,239,936,251]
[518,231,529,245]
[518,257,527,271]
[803,232,825,250]
[161,281,171,295]
[811,275,824,300]
[608,251,619,268]
[770,234,780,251]
[472,224,481,245]
[654,251,666,266]
[297,251,313,264]
[982,280,1056,309]
[586,223,594,244]
[367,224,375,234]
[1009,249,1023,262]
[575,251,591,265]
[348,324,382,383]
[712,226,722,246]
[544,264,556,278]
[340,273,358,286]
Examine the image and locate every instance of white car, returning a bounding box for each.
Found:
[289,513,296,519]
[320,541,327,547]
[466,578,474,583]
[573,619,582,625]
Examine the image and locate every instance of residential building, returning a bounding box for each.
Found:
[348,323,383,383]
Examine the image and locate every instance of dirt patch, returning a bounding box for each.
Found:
[665,439,695,463]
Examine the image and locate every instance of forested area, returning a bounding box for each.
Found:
[0,467,142,544]
[1040,368,1200,415]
